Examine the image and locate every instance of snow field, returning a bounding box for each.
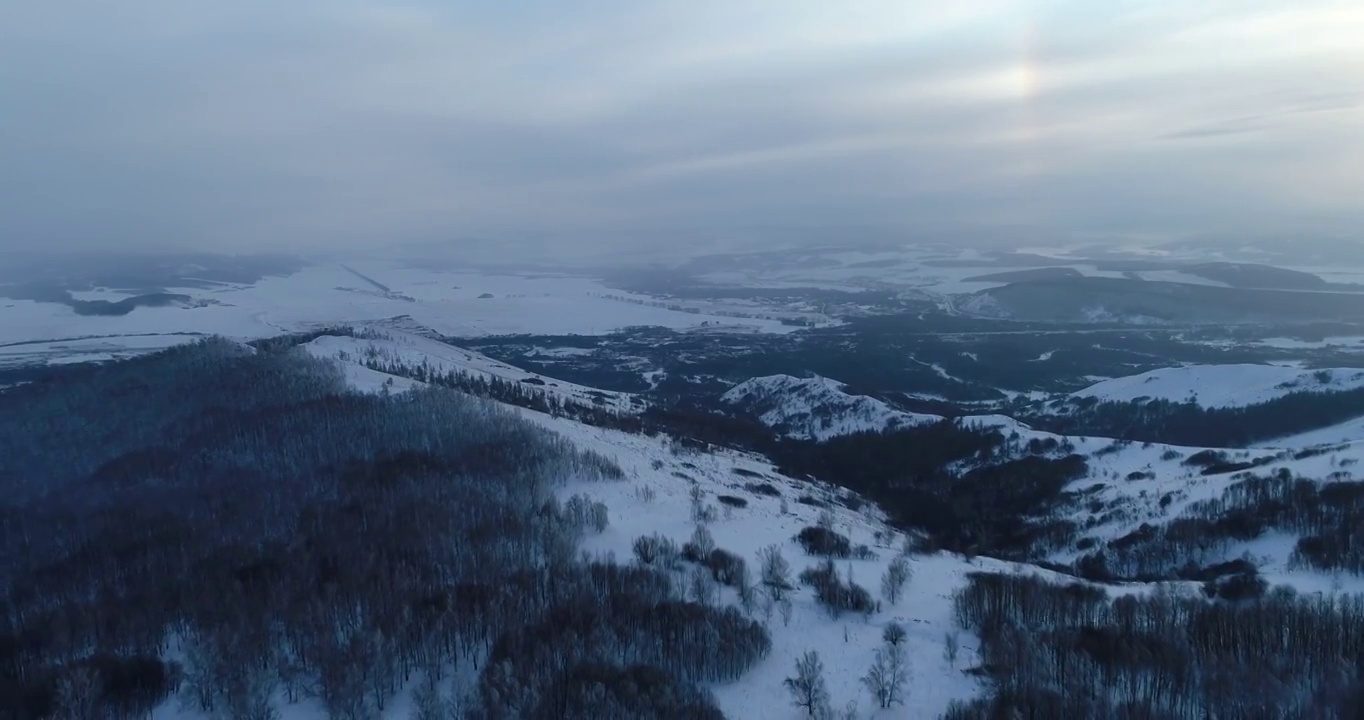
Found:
[1070,364,1364,409]
[0,261,801,364]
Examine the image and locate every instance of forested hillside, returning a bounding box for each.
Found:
[1029,387,1364,447]
[0,340,769,719]
[948,573,1364,717]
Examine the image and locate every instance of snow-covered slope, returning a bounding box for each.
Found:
[528,413,994,719]
[1071,364,1364,408]
[293,338,1364,718]
[717,367,1364,589]
[302,328,642,413]
[1272,416,1364,448]
[722,374,942,440]
[318,348,1018,718]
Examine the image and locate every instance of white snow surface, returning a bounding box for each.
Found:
[722,374,942,440]
[0,334,204,368]
[1071,364,1364,409]
[1272,417,1364,448]
[1255,335,1364,352]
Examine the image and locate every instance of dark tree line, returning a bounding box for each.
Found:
[1028,386,1364,448]
[948,572,1364,719]
[0,339,767,719]
[767,423,1088,557]
[358,352,650,433]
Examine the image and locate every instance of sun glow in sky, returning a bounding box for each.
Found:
[0,1,1360,255]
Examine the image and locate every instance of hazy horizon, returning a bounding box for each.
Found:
[3,1,1362,257]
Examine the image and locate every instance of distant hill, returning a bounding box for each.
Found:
[1070,364,1364,409]
[1183,262,1332,290]
[965,276,1364,323]
[721,374,941,440]
[962,267,1083,283]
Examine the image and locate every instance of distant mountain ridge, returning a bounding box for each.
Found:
[966,276,1364,323]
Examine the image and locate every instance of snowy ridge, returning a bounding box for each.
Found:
[722,374,1035,440]
[301,338,1364,718]
[722,374,942,440]
[1071,364,1364,409]
[321,356,1106,719]
[303,328,642,413]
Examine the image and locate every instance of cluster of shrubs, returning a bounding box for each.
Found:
[799,560,875,618]
[795,526,853,558]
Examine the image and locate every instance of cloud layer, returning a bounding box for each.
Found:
[3,1,1361,256]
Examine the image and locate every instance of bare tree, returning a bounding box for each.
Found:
[223,663,278,720]
[862,643,909,709]
[691,524,716,557]
[944,630,961,669]
[55,666,102,720]
[881,557,911,606]
[759,544,793,601]
[689,566,719,606]
[689,483,706,521]
[411,670,446,720]
[738,571,759,614]
[785,651,831,718]
[883,622,907,647]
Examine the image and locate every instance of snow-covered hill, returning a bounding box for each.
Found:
[718,368,1364,594]
[318,347,1017,718]
[1070,364,1364,408]
[722,374,941,440]
[1042,435,1364,589]
[302,329,642,413]
[281,335,1364,718]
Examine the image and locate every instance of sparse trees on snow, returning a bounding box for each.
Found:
[689,566,719,606]
[691,524,716,557]
[862,642,909,709]
[785,651,831,718]
[883,622,907,647]
[881,557,911,606]
[411,671,446,720]
[944,630,961,668]
[759,545,794,600]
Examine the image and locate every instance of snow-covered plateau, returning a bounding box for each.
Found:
[1069,364,1364,409]
[0,261,812,368]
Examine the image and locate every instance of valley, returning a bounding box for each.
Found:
[5,246,1364,718]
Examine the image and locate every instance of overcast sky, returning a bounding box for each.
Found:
[2,1,1361,256]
